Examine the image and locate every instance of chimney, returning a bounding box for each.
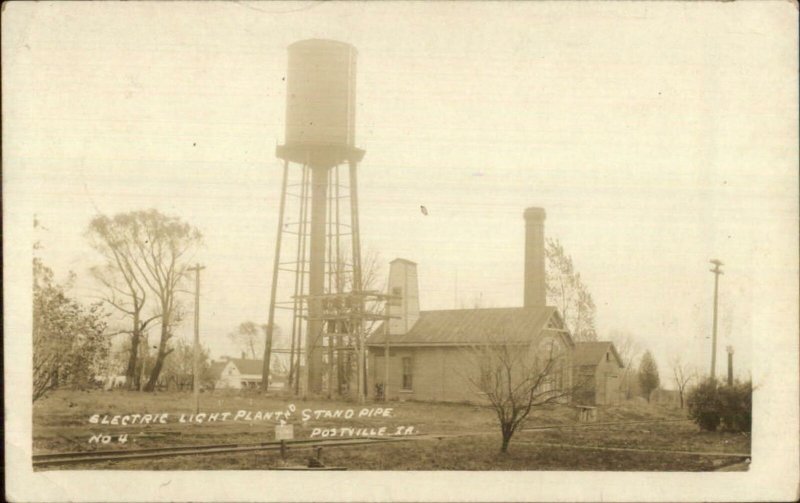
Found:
[387,258,420,335]
[524,207,546,307]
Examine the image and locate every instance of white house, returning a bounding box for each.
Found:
[211,357,264,390]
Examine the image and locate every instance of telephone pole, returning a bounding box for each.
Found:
[188,264,206,414]
[726,345,734,386]
[709,259,724,381]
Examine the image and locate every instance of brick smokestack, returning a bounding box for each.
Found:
[524,207,546,307]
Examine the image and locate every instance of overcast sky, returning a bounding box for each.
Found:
[5,2,797,382]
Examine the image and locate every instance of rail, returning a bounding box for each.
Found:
[33,436,404,468]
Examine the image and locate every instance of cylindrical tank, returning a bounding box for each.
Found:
[285,39,357,148]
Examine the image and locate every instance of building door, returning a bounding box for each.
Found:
[606,374,618,405]
[598,373,608,405]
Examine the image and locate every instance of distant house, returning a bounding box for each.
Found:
[211,357,264,389]
[573,341,624,405]
[210,356,287,391]
[365,259,575,403]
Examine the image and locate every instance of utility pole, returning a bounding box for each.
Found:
[188,264,206,414]
[384,303,390,402]
[709,259,724,381]
[726,345,734,386]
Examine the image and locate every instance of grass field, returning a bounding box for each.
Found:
[33,389,750,471]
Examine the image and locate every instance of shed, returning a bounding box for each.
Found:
[572,341,624,405]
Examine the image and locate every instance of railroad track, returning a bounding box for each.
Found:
[33,418,725,468]
[33,436,406,468]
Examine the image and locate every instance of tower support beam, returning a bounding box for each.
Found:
[307,166,330,393]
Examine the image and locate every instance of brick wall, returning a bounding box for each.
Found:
[368,337,573,404]
[369,346,481,403]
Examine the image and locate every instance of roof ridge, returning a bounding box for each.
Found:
[420,306,555,314]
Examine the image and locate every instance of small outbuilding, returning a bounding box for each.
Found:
[572,341,624,405]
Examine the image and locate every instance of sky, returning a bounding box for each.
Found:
[5,1,798,384]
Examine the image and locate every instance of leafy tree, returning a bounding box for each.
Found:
[33,258,111,401]
[545,238,597,341]
[638,350,660,402]
[464,329,580,453]
[86,210,202,391]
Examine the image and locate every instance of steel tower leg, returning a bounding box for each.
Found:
[262,160,289,391]
[348,161,365,403]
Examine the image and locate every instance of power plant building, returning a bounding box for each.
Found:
[367,207,623,405]
[266,40,622,404]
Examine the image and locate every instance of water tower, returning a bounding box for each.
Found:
[263,40,382,400]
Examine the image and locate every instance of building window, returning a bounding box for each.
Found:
[402,357,413,390]
[606,352,610,362]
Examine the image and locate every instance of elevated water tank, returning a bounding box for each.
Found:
[285,39,357,148]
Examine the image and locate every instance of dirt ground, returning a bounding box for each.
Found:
[33,389,750,471]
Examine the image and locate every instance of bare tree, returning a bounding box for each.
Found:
[608,330,642,400]
[463,330,579,453]
[545,238,597,341]
[87,210,202,392]
[229,321,265,359]
[87,215,162,389]
[670,355,694,409]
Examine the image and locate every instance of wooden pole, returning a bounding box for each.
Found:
[188,264,206,414]
[709,260,724,381]
[383,304,389,401]
[726,346,734,386]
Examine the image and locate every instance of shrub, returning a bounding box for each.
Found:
[686,378,752,433]
[718,381,752,432]
[687,378,723,431]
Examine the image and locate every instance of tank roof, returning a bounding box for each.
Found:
[390,258,417,265]
[288,38,358,53]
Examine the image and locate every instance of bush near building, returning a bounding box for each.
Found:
[718,381,752,432]
[687,378,752,433]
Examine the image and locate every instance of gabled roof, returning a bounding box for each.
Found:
[209,361,228,380]
[214,358,264,376]
[573,341,624,368]
[366,306,567,346]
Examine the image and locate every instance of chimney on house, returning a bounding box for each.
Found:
[241,351,246,359]
[524,207,547,307]
[387,258,420,335]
